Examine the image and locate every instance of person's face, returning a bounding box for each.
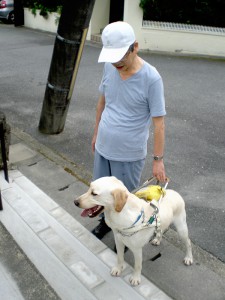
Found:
[112,42,138,72]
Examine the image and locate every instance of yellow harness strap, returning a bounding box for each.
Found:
[134,185,166,201]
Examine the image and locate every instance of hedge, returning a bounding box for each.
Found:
[22,0,63,16]
[139,0,225,27]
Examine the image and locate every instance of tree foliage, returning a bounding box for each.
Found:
[139,0,225,27]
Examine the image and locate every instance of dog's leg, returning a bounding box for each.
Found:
[111,235,125,277]
[129,248,142,286]
[182,236,193,266]
[173,212,193,265]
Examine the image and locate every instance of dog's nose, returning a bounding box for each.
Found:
[74,200,80,207]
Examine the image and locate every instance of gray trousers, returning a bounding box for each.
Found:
[93,150,145,192]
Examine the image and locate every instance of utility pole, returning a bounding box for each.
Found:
[39,0,96,134]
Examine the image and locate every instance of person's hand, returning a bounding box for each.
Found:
[91,133,97,153]
[152,160,166,182]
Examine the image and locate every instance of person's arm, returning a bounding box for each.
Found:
[152,116,166,182]
[92,94,105,152]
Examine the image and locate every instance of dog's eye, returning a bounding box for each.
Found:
[91,191,98,196]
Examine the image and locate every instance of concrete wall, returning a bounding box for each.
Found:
[124,0,143,36]
[87,0,110,40]
[91,0,110,34]
[24,8,59,33]
[24,4,109,41]
[140,24,225,57]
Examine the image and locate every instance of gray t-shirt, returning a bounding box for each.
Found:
[96,61,166,162]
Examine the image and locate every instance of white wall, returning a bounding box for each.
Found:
[123,0,143,37]
[87,0,110,40]
[91,0,110,34]
[139,27,225,57]
[24,8,59,33]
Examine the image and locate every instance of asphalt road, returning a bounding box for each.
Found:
[1,23,225,263]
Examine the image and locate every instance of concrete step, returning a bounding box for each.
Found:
[91,33,102,43]
[0,170,171,300]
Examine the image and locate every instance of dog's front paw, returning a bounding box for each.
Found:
[183,256,193,266]
[111,265,123,277]
[151,238,161,246]
[129,273,141,286]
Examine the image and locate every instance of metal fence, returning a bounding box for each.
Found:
[143,21,225,35]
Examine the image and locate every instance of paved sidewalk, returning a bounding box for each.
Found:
[1,127,225,300]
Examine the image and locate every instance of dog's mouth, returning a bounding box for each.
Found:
[81,205,104,218]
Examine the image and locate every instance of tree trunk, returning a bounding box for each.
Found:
[39,0,96,134]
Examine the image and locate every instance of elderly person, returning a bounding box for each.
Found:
[91,21,166,239]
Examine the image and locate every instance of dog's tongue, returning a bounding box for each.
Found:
[81,208,92,217]
[81,205,100,217]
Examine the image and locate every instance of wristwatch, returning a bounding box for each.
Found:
[153,155,164,161]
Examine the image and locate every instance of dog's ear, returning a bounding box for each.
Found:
[111,189,128,212]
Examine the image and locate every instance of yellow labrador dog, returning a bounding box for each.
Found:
[74,176,193,286]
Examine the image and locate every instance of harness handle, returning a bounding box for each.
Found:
[132,176,170,194]
[132,177,155,194]
[156,176,170,185]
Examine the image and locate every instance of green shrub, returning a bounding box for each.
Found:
[22,0,63,17]
[139,0,225,27]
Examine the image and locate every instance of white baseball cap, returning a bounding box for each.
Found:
[98,21,136,63]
